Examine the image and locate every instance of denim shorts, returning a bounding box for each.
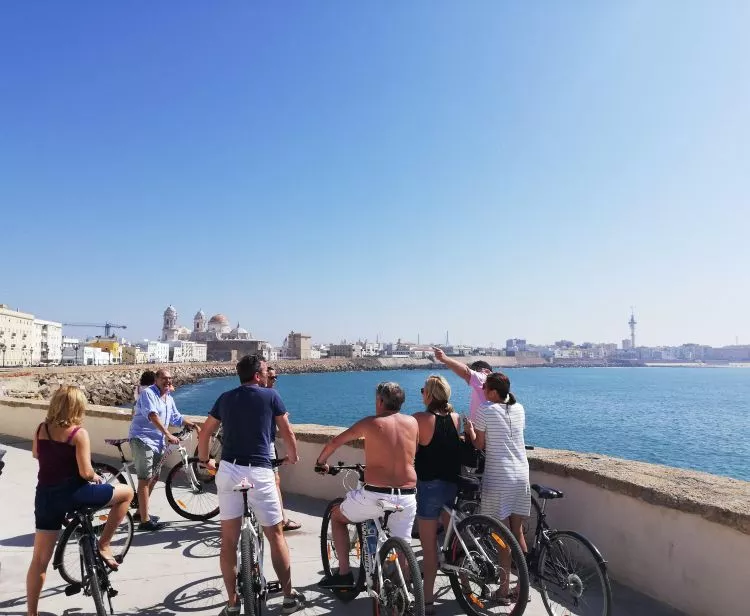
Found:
[416,479,458,520]
[35,477,114,531]
[130,438,164,480]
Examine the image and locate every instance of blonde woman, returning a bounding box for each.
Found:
[27,385,134,616]
[414,375,462,614]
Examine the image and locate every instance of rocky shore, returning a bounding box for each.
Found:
[0,354,639,407]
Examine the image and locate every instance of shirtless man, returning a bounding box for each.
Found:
[315,382,418,589]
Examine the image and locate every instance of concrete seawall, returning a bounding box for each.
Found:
[0,356,540,406]
[1,396,747,616]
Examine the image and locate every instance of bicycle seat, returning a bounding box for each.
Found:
[105,438,129,446]
[532,484,564,500]
[377,500,404,513]
[457,475,481,492]
[232,479,254,492]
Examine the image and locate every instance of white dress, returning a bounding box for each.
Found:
[476,401,531,519]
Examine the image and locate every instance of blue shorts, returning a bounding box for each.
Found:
[35,477,114,531]
[416,479,458,520]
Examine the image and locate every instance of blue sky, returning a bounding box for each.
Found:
[1,2,748,347]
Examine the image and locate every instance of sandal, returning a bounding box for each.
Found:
[99,550,119,571]
[282,519,302,532]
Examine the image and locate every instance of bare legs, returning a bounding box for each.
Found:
[263,522,293,596]
[219,518,242,607]
[26,530,58,616]
[329,505,353,575]
[99,484,134,561]
[418,509,451,604]
[136,475,158,523]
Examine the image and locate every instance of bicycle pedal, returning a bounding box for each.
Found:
[266,581,282,593]
[65,583,82,596]
[108,588,119,597]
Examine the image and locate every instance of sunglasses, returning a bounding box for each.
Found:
[268,375,278,381]
[420,387,425,394]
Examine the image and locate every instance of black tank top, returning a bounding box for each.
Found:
[415,411,461,483]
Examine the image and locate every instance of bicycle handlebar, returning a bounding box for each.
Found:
[315,461,366,478]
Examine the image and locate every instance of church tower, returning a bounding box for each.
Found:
[194,309,206,333]
[162,305,178,341]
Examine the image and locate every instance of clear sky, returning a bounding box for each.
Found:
[1,2,748,348]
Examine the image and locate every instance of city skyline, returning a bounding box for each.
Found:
[1,3,748,348]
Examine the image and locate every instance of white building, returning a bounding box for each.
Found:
[0,304,35,367]
[32,319,63,365]
[168,340,208,363]
[137,340,169,363]
[62,344,113,365]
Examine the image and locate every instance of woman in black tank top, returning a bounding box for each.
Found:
[414,375,462,612]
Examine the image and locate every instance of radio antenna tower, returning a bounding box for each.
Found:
[629,308,637,348]
[445,330,450,346]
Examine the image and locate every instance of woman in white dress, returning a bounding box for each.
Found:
[464,372,530,556]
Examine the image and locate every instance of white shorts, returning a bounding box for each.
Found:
[216,461,282,527]
[339,487,417,542]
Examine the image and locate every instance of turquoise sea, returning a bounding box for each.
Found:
[173,367,750,482]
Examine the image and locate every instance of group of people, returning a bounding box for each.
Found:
[26,349,530,616]
[315,347,531,612]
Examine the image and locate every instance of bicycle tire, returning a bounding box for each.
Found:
[55,511,134,586]
[320,497,366,594]
[538,530,612,616]
[81,537,107,616]
[240,527,259,616]
[94,461,138,509]
[376,536,424,616]
[447,514,529,616]
[165,456,219,521]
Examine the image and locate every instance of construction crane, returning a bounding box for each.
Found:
[63,322,127,338]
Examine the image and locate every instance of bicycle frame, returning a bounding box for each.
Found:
[437,502,497,577]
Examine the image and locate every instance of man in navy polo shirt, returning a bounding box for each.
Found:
[198,354,304,616]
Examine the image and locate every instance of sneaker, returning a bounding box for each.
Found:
[138,519,165,532]
[318,570,354,589]
[133,513,159,524]
[218,604,241,616]
[282,590,306,614]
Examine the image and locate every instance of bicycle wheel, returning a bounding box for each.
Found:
[240,526,260,616]
[447,514,529,616]
[55,511,134,586]
[375,536,424,616]
[94,462,138,509]
[165,456,219,521]
[522,497,541,555]
[81,537,107,616]
[320,497,365,593]
[538,530,612,616]
[193,429,223,461]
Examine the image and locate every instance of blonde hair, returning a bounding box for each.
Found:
[45,385,87,427]
[423,374,453,412]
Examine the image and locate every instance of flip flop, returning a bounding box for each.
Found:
[99,550,119,571]
[282,519,302,532]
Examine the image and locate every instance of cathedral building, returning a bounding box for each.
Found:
[160,306,270,362]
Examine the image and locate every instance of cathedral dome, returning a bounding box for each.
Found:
[164,305,177,316]
[208,314,229,326]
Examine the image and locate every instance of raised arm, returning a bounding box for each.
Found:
[432,346,471,384]
[315,419,368,468]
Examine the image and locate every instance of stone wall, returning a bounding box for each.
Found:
[0,355,541,406]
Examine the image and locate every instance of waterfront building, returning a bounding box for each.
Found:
[328,343,363,358]
[283,331,312,360]
[32,318,62,365]
[62,343,112,365]
[505,338,528,353]
[121,345,148,364]
[86,338,122,364]
[0,304,35,367]
[622,339,632,350]
[168,340,208,363]
[136,340,169,363]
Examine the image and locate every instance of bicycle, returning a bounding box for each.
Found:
[317,461,425,616]
[525,484,612,616]
[231,457,290,616]
[94,426,219,521]
[55,505,120,616]
[53,503,134,586]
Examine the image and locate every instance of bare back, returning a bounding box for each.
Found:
[361,413,418,488]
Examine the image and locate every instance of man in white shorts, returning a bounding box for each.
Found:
[315,382,418,589]
[198,355,304,615]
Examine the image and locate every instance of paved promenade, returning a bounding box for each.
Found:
[0,436,684,616]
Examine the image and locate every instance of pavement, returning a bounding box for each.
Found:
[0,435,686,616]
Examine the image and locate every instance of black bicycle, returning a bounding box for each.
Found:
[56,506,120,616]
[525,485,612,616]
